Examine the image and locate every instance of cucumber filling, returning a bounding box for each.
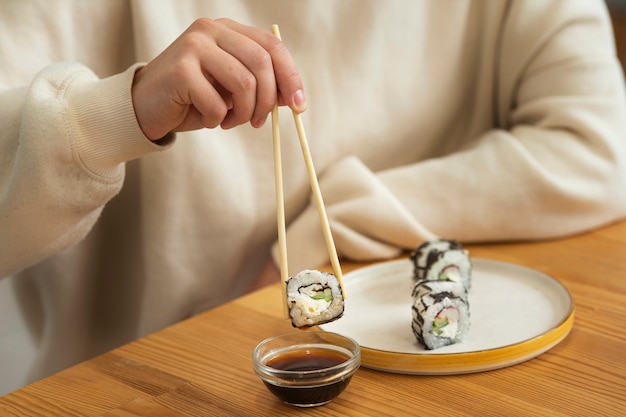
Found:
[294,284,333,316]
[438,265,461,282]
[310,287,333,302]
[431,307,459,338]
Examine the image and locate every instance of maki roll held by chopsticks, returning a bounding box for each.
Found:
[271,24,346,326]
[286,270,345,328]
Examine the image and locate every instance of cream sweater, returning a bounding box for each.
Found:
[1,0,625,392]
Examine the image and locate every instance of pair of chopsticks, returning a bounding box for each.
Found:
[270,25,346,318]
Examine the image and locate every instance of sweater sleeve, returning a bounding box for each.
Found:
[277,0,626,275]
[0,63,174,277]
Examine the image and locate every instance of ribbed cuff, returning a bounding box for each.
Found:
[67,63,175,181]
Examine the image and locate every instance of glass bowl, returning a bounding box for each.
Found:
[252,330,361,407]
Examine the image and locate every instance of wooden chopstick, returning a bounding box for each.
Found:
[290,112,346,298]
[271,24,346,299]
[269,62,290,318]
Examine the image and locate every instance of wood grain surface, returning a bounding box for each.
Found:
[1,221,625,416]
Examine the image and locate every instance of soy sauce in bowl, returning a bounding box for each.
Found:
[252,331,361,407]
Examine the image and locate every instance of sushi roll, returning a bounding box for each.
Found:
[411,279,470,350]
[410,239,472,289]
[286,269,344,328]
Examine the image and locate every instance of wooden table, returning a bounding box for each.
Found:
[1,221,626,416]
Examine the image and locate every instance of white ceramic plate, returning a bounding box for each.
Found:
[320,258,574,374]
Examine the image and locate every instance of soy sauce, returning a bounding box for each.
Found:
[266,347,348,371]
[263,347,353,407]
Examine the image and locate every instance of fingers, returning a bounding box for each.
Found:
[218,19,307,114]
[202,21,278,129]
[206,18,307,128]
[192,42,260,129]
[132,18,307,139]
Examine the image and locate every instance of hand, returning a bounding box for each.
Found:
[132,18,306,140]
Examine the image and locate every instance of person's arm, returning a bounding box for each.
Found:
[0,63,160,278]
[278,0,626,275]
[0,18,305,278]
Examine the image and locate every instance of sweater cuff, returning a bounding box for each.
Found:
[67,63,174,180]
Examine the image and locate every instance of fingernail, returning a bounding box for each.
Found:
[294,89,306,112]
[253,116,266,128]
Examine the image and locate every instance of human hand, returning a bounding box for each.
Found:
[132,18,306,140]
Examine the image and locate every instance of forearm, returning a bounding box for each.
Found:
[0,63,172,277]
[281,119,625,275]
[380,123,626,242]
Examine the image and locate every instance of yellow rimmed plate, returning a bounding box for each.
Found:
[320,258,574,374]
